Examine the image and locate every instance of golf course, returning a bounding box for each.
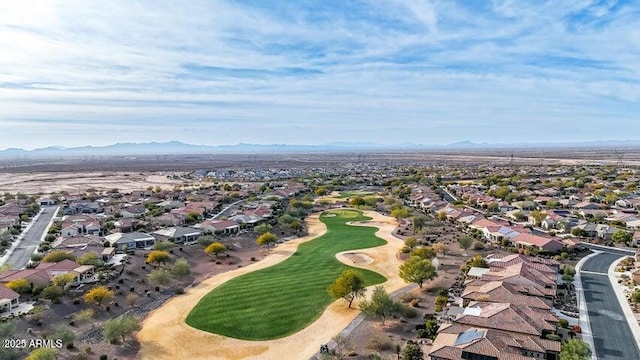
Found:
[185,209,387,340]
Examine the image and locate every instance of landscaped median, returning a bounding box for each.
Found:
[185,209,387,340]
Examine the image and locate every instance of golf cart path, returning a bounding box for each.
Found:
[137,210,404,360]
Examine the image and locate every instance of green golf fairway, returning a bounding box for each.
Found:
[185,209,387,340]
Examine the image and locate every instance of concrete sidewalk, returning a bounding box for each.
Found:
[608,257,640,351]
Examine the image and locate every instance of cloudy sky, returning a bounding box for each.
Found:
[1,0,639,150]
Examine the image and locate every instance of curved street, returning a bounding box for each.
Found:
[580,250,640,360]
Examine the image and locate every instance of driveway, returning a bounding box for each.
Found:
[580,251,640,359]
[3,206,59,269]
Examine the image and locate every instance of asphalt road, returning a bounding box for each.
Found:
[581,251,640,360]
[4,206,58,269]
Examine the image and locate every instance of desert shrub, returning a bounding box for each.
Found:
[367,337,392,351]
[401,305,418,318]
[558,319,569,328]
[545,334,562,341]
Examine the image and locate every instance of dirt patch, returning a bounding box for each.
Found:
[0,171,187,194]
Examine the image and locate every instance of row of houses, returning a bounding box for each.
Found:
[0,201,29,233]
[429,254,563,360]
[0,259,98,313]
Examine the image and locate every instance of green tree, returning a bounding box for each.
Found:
[404,237,418,249]
[49,326,75,347]
[171,258,191,277]
[42,249,75,262]
[25,348,57,360]
[399,256,437,288]
[467,255,488,268]
[103,315,141,343]
[402,341,424,360]
[612,230,632,244]
[412,215,427,231]
[349,197,366,207]
[314,187,328,196]
[147,250,171,265]
[327,269,366,308]
[359,286,402,325]
[197,235,216,247]
[52,273,76,289]
[6,278,31,294]
[148,269,172,286]
[185,212,202,224]
[487,202,499,212]
[512,210,527,221]
[390,207,410,219]
[0,322,19,359]
[204,242,227,257]
[153,241,174,251]
[72,308,95,327]
[572,228,587,237]
[254,223,273,235]
[457,236,473,254]
[77,252,103,266]
[41,285,64,301]
[529,210,547,226]
[256,232,277,249]
[411,247,436,259]
[83,285,114,306]
[560,339,592,360]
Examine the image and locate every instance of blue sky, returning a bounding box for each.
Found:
[1,0,639,149]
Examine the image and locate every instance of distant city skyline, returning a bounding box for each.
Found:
[1,1,639,150]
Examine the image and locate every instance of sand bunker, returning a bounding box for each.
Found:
[340,252,374,265]
[136,210,405,360]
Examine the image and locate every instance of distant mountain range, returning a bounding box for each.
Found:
[1,140,640,159]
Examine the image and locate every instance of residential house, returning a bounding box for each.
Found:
[194,220,240,235]
[462,281,553,310]
[0,269,51,288]
[114,218,137,233]
[454,302,558,337]
[229,213,264,225]
[37,198,57,206]
[156,200,185,211]
[0,285,20,313]
[120,205,146,219]
[152,227,203,244]
[52,235,103,249]
[60,214,101,238]
[573,202,601,211]
[36,259,95,282]
[429,324,560,360]
[574,223,620,241]
[512,233,564,253]
[477,263,557,295]
[63,201,102,215]
[105,232,155,250]
[151,213,185,227]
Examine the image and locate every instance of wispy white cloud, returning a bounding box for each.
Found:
[0,0,639,149]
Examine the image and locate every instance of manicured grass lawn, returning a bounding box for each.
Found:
[185,210,387,340]
[337,191,374,198]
